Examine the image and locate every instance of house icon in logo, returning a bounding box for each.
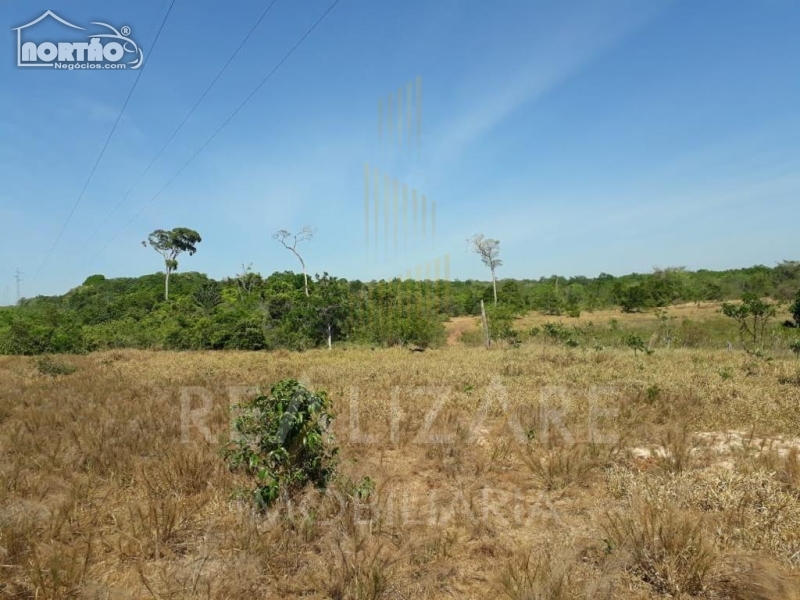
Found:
[12,10,85,67]
[12,10,143,70]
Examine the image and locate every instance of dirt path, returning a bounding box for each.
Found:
[445,316,478,346]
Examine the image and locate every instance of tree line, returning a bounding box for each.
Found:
[1,225,799,355]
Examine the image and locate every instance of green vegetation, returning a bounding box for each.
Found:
[791,289,800,326]
[721,293,778,354]
[142,227,202,300]
[625,333,653,357]
[1,260,799,355]
[35,355,77,377]
[223,380,338,509]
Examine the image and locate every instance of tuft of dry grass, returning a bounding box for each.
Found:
[498,549,576,600]
[709,555,800,600]
[603,503,716,596]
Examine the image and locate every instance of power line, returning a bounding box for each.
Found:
[74,0,281,258]
[90,0,343,263]
[35,0,178,277]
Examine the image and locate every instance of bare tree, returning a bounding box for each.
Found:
[273,227,314,296]
[236,263,260,300]
[468,233,502,305]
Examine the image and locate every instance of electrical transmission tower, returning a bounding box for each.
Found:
[14,269,23,303]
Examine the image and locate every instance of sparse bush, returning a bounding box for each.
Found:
[504,328,522,347]
[722,293,777,354]
[625,333,652,357]
[645,384,661,403]
[224,380,338,509]
[35,355,76,377]
[542,322,575,347]
[791,291,800,327]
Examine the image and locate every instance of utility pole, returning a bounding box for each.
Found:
[480,299,491,349]
[14,269,23,303]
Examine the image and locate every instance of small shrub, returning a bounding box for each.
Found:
[339,475,376,501]
[791,292,800,327]
[223,379,338,509]
[486,304,519,343]
[504,328,522,347]
[789,339,800,357]
[625,334,652,357]
[35,356,76,377]
[679,317,706,348]
[645,384,661,403]
[542,322,572,347]
[722,293,777,354]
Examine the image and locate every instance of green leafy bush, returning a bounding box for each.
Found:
[223,380,338,509]
[791,291,800,327]
[0,316,88,355]
[620,285,649,313]
[625,333,652,357]
[485,303,518,343]
[542,322,577,347]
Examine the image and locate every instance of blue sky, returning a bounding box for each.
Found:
[1,0,799,302]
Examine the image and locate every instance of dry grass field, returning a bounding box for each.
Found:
[1,313,800,598]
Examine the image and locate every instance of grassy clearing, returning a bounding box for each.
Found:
[1,320,799,598]
[454,301,799,356]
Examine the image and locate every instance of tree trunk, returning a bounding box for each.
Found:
[295,253,309,297]
[491,269,498,305]
[327,324,332,350]
[164,268,171,301]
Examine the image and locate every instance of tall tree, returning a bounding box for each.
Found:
[142,227,202,300]
[311,273,350,350]
[273,227,314,297]
[468,234,502,305]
